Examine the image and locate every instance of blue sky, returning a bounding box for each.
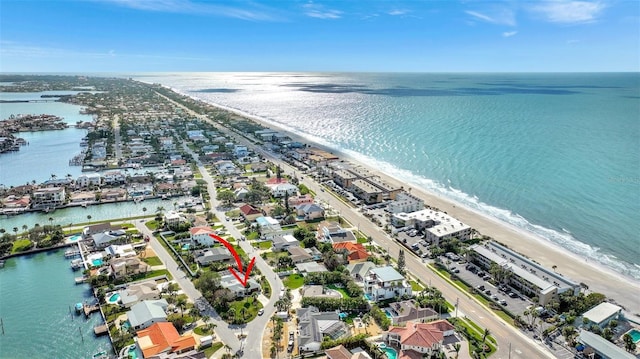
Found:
[1,0,638,72]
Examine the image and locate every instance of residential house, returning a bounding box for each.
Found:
[103,170,126,185]
[0,195,30,211]
[105,244,137,258]
[469,241,580,306]
[384,320,455,358]
[295,262,328,275]
[333,242,369,263]
[101,188,127,201]
[164,210,185,228]
[270,183,298,198]
[233,187,249,201]
[219,271,260,298]
[194,247,233,266]
[110,256,150,279]
[127,299,169,330]
[216,161,237,176]
[384,300,439,326]
[32,187,66,209]
[287,246,313,263]
[364,266,412,302]
[272,234,299,252]
[69,191,95,204]
[288,194,314,207]
[189,226,216,246]
[234,145,248,158]
[298,306,349,352]
[296,203,325,220]
[301,285,343,300]
[317,221,356,244]
[84,222,118,237]
[325,345,373,359]
[346,262,376,283]
[118,281,162,308]
[93,231,124,249]
[239,204,262,222]
[136,322,197,358]
[582,302,623,329]
[76,173,102,188]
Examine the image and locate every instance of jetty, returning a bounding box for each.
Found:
[83,303,100,317]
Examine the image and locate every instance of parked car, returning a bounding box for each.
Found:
[258,309,264,316]
[476,285,485,291]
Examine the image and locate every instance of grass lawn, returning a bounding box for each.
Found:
[203,342,223,357]
[327,284,351,298]
[11,239,32,253]
[409,280,424,291]
[229,297,263,323]
[193,325,214,336]
[142,256,163,266]
[145,220,159,230]
[256,240,272,250]
[246,231,260,240]
[139,269,172,281]
[283,274,304,289]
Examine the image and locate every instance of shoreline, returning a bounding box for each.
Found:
[179,90,640,316]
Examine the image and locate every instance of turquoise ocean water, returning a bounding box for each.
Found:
[135,72,640,279]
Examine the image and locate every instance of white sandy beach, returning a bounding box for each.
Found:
[196,97,640,317]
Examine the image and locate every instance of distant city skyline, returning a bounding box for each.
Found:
[1,0,638,72]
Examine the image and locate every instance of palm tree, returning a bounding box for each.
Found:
[361,314,371,334]
[482,328,491,345]
[22,224,28,232]
[454,343,461,359]
[623,333,637,352]
[87,215,92,222]
[48,217,54,226]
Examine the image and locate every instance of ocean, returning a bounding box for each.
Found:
[134,72,640,280]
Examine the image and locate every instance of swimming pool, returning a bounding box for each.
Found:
[382,347,397,359]
[128,344,138,359]
[626,328,640,343]
[69,235,82,242]
[364,293,374,301]
[385,310,393,318]
[92,259,103,267]
[107,293,120,304]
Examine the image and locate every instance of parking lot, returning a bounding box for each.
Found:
[451,260,533,315]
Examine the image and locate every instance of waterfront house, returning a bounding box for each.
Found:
[189,226,216,246]
[296,203,325,220]
[364,266,412,302]
[384,300,439,326]
[301,285,343,300]
[333,242,369,263]
[102,170,126,185]
[101,188,127,201]
[163,210,186,228]
[582,302,623,329]
[76,173,102,188]
[105,244,137,258]
[119,281,162,308]
[84,222,118,237]
[69,191,95,204]
[0,195,30,210]
[325,345,373,359]
[110,256,150,279]
[298,306,348,352]
[31,187,66,209]
[136,322,197,358]
[127,299,169,330]
[384,320,455,358]
[92,231,121,249]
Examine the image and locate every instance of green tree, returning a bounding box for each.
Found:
[623,333,637,352]
[397,249,406,274]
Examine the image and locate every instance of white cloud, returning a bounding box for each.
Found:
[303,3,342,19]
[529,1,606,24]
[100,0,278,21]
[503,31,518,37]
[388,9,409,16]
[465,9,516,26]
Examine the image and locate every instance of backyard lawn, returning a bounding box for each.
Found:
[142,256,163,266]
[283,274,304,289]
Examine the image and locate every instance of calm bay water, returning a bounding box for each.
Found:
[0,249,112,358]
[135,72,640,279]
[0,91,93,186]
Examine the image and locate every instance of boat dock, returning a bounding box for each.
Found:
[74,276,88,284]
[64,248,81,258]
[93,324,108,336]
[83,303,100,317]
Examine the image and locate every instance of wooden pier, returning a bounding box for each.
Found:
[83,304,100,317]
[93,324,108,336]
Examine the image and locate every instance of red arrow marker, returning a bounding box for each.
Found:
[208,233,256,286]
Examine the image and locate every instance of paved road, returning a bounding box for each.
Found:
[112,114,122,160]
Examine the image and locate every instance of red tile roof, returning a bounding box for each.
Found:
[333,242,369,261]
[388,320,453,350]
[239,204,261,216]
[136,322,196,358]
[189,226,214,236]
[266,178,288,185]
